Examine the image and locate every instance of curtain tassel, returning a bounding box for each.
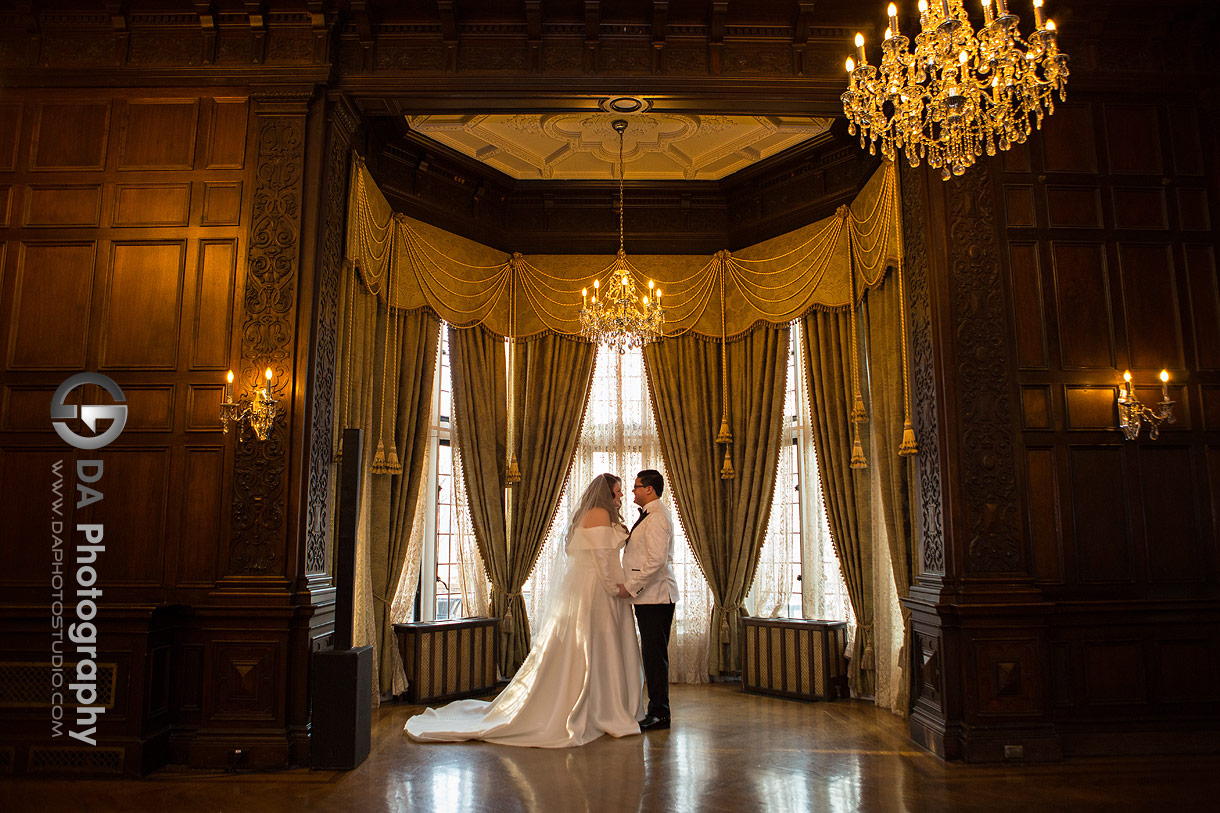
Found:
[850,424,867,469]
[715,414,733,445]
[385,444,402,474]
[718,612,731,644]
[719,445,736,479]
[371,437,388,473]
[899,419,919,456]
[851,394,869,425]
[505,453,522,485]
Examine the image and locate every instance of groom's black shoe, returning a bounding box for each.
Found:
[640,714,670,731]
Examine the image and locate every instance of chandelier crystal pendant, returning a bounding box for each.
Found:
[579,119,665,354]
[841,0,1069,180]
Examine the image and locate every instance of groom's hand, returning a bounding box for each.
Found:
[615,584,631,598]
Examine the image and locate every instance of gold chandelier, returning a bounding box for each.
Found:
[579,119,664,354]
[841,0,1069,180]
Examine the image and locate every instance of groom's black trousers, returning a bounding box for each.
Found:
[634,602,676,719]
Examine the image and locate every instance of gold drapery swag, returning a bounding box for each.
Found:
[345,154,918,462]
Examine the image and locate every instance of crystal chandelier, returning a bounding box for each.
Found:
[579,119,664,353]
[841,0,1069,180]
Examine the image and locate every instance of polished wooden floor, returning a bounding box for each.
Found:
[3,683,1218,812]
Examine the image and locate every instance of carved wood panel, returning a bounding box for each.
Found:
[900,163,944,576]
[304,98,358,577]
[227,97,308,578]
[946,166,1022,575]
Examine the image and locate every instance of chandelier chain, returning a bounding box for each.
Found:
[577,119,666,354]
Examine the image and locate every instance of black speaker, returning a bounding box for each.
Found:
[311,428,372,770]
[311,646,373,769]
[334,428,362,651]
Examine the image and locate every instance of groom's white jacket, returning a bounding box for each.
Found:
[622,498,680,604]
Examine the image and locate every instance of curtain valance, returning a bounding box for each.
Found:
[345,156,902,339]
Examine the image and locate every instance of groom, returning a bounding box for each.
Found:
[617,469,679,731]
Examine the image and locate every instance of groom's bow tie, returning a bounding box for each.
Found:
[629,509,649,534]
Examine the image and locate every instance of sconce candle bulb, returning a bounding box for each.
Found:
[1117,368,1175,441]
[219,366,280,441]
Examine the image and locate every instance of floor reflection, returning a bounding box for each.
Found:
[3,683,1216,813]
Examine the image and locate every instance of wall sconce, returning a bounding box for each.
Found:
[1117,369,1175,440]
[220,367,279,441]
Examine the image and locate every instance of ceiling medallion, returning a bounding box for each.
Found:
[599,96,653,114]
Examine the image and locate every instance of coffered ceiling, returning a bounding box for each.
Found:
[406,112,833,180]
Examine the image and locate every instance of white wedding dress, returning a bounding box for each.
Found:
[404,525,645,747]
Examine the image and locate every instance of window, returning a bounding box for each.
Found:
[417,329,464,621]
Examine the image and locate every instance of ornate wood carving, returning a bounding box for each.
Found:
[946,166,1022,574]
[304,98,358,577]
[229,97,309,577]
[901,163,945,576]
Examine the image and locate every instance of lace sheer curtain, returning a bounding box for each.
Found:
[523,345,714,684]
[794,322,857,636]
[452,444,490,618]
[868,414,906,712]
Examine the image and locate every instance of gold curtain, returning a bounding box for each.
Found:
[372,309,440,694]
[448,326,596,677]
[447,326,511,672]
[644,326,790,674]
[863,276,916,715]
[801,308,876,697]
[344,156,901,338]
[334,248,440,696]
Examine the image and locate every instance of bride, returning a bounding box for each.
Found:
[404,473,646,747]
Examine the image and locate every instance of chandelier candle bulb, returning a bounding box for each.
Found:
[855,33,866,63]
[1161,369,1170,400]
[982,0,994,25]
[226,370,234,402]
[995,0,1008,14]
[888,2,899,32]
[1123,369,1132,399]
[941,0,950,18]
[1033,0,1045,27]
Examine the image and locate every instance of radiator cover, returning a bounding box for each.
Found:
[395,618,498,704]
[741,617,848,701]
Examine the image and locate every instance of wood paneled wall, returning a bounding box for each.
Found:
[0,90,249,606]
[995,96,1220,750]
[0,85,330,775]
[905,85,1220,761]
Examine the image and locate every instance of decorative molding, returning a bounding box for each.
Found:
[916,630,943,710]
[229,108,306,576]
[901,163,945,576]
[304,98,357,577]
[946,166,1022,574]
[407,112,830,182]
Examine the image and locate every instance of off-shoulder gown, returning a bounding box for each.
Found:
[404,525,645,747]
